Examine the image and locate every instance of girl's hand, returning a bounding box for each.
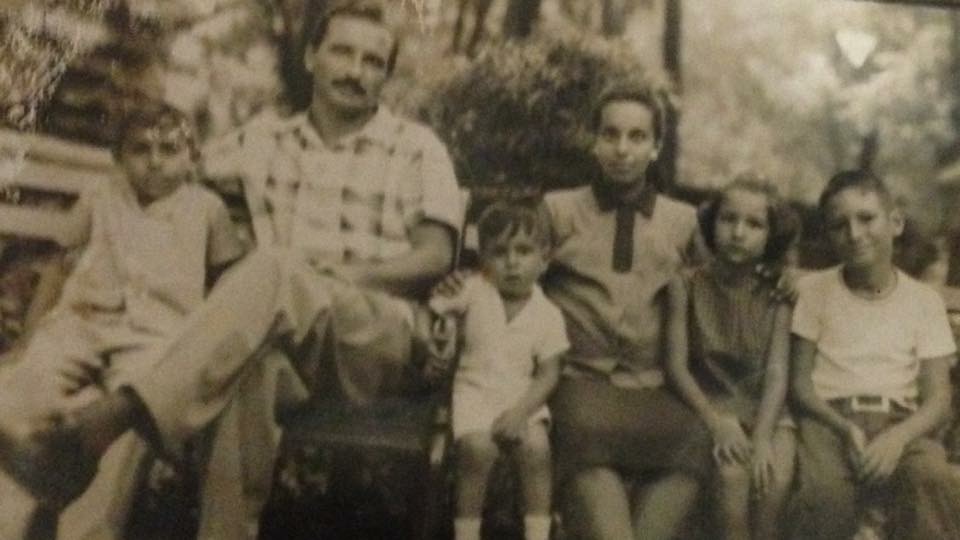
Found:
[844,421,868,469]
[491,407,528,447]
[710,414,752,465]
[431,270,471,298]
[751,438,774,495]
[757,264,800,304]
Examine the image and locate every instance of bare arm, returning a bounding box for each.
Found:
[888,356,953,442]
[491,352,563,444]
[337,221,456,298]
[752,303,792,445]
[665,276,725,429]
[859,355,954,482]
[512,353,563,419]
[666,276,751,463]
[790,335,854,436]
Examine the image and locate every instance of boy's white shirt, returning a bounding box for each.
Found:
[792,266,957,401]
[57,176,240,335]
[428,274,568,436]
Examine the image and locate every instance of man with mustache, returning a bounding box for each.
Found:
[0,2,461,539]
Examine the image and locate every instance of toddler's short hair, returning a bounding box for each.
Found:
[698,172,800,264]
[476,199,552,253]
[818,169,894,214]
[113,98,196,160]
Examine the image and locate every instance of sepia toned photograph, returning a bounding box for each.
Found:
[2,0,960,538]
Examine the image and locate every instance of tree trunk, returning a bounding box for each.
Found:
[278,0,326,111]
[601,0,627,36]
[659,0,682,193]
[502,0,542,39]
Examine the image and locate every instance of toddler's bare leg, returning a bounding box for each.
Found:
[455,432,500,540]
[514,422,552,540]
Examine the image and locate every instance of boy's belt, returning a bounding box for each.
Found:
[827,395,917,414]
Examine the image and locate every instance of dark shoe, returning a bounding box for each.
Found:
[0,417,99,508]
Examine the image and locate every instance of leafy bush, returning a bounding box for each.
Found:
[419,32,673,192]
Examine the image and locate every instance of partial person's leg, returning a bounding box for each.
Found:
[127,248,334,457]
[754,426,796,540]
[888,437,960,540]
[455,432,500,540]
[195,350,308,540]
[788,416,858,540]
[56,433,150,540]
[631,471,700,540]
[0,467,40,539]
[714,462,751,540]
[566,467,634,540]
[0,316,110,506]
[514,422,552,540]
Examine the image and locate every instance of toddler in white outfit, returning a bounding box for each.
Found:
[428,200,568,540]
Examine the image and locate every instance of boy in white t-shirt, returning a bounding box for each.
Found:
[426,200,568,540]
[789,170,960,540]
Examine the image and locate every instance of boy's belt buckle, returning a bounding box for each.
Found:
[849,395,890,414]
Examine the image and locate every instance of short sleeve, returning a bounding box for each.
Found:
[917,289,957,360]
[418,130,462,235]
[536,302,569,362]
[543,190,572,245]
[202,190,245,268]
[791,275,822,342]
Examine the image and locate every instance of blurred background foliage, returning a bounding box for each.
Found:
[3,1,959,212]
[1,0,960,275]
[417,34,672,190]
[681,0,958,228]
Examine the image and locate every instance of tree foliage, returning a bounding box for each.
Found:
[680,0,957,223]
[420,31,672,190]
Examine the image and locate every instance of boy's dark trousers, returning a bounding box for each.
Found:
[789,397,960,540]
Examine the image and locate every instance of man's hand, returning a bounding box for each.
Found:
[423,314,457,382]
[758,264,800,304]
[491,407,529,447]
[431,270,471,298]
[710,414,752,465]
[57,354,101,396]
[316,263,363,285]
[859,428,909,484]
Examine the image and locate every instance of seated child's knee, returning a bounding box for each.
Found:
[716,461,750,489]
[897,445,952,484]
[518,430,551,468]
[458,434,499,471]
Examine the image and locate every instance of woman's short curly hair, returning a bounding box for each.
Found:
[698,173,801,265]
